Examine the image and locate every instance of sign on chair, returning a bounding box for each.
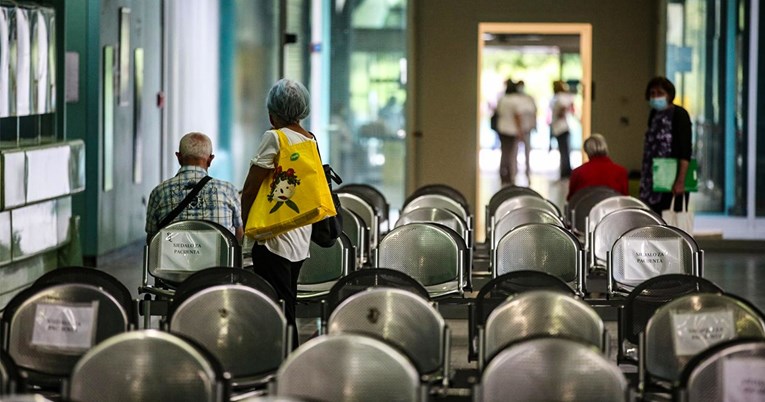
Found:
[671,308,735,357]
[622,238,683,282]
[31,302,98,351]
[158,229,221,272]
[723,357,765,401]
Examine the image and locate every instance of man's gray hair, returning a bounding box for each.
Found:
[179,132,212,159]
[584,133,609,158]
[266,79,311,124]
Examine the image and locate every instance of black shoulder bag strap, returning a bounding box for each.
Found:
[158,175,212,229]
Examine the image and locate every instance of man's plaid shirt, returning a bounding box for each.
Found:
[145,165,242,238]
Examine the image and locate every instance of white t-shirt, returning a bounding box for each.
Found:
[496,93,537,136]
[250,128,314,262]
[550,93,573,136]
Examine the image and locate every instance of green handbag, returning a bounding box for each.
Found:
[652,157,698,192]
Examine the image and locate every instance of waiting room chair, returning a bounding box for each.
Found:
[587,195,650,236]
[405,183,471,216]
[400,194,472,233]
[640,293,765,392]
[328,288,451,386]
[492,223,584,294]
[475,337,628,402]
[618,274,723,364]
[274,334,425,402]
[170,267,280,309]
[674,338,765,402]
[376,222,468,298]
[336,183,390,233]
[297,232,354,301]
[591,207,664,269]
[141,220,242,297]
[608,225,703,297]
[168,284,289,390]
[1,280,133,393]
[567,186,620,235]
[338,192,380,254]
[67,330,229,402]
[468,270,577,361]
[396,207,469,246]
[340,208,369,267]
[478,290,605,371]
[490,207,563,250]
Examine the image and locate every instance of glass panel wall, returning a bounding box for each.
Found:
[666,0,749,215]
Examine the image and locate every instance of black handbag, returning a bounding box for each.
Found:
[311,164,344,247]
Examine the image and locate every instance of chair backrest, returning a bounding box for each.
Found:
[169,284,287,386]
[482,290,604,366]
[2,283,131,379]
[145,220,242,285]
[493,223,582,291]
[276,334,422,402]
[340,207,369,267]
[324,268,429,318]
[336,183,389,224]
[297,233,354,299]
[493,195,561,223]
[400,194,470,226]
[569,187,620,234]
[478,337,627,402]
[395,207,468,244]
[592,207,664,267]
[475,270,577,329]
[337,192,380,251]
[487,185,543,218]
[171,267,280,309]
[677,338,765,402]
[377,222,467,298]
[491,207,563,249]
[622,274,723,347]
[328,288,447,377]
[587,195,649,234]
[405,183,470,215]
[609,225,702,294]
[33,266,137,327]
[644,293,765,382]
[68,330,228,402]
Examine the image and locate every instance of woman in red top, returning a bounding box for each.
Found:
[567,133,629,200]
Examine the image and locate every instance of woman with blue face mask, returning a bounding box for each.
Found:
[640,76,692,214]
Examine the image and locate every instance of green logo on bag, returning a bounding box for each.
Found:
[290,152,300,161]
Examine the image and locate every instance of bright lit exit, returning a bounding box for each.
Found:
[476,23,592,241]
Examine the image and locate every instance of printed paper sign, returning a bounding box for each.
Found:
[723,357,765,402]
[31,302,98,351]
[671,309,736,357]
[622,238,683,282]
[158,230,221,272]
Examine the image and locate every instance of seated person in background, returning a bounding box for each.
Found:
[145,132,243,242]
[567,133,629,201]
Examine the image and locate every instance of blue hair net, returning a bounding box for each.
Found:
[266,79,311,123]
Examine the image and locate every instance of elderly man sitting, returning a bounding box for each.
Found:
[567,133,629,201]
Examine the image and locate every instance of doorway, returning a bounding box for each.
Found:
[476,23,592,242]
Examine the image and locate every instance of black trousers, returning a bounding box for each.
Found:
[250,243,305,349]
[557,131,572,178]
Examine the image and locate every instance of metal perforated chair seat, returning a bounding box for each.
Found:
[591,207,664,268]
[477,337,628,402]
[172,267,279,308]
[643,293,765,384]
[619,274,722,363]
[492,223,583,293]
[168,284,288,388]
[677,338,765,402]
[68,330,228,402]
[275,334,423,402]
[2,283,131,385]
[587,196,649,235]
[337,184,389,225]
[338,193,379,252]
[377,223,467,298]
[609,225,702,295]
[400,194,471,229]
[404,183,471,215]
[297,233,354,300]
[491,207,563,249]
[143,220,242,287]
[480,290,605,368]
[493,195,561,222]
[568,187,620,235]
[328,288,449,382]
[396,207,468,245]
[485,186,543,243]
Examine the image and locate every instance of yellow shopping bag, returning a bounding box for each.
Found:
[245,130,337,240]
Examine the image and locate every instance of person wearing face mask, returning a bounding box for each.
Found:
[640,76,692,214]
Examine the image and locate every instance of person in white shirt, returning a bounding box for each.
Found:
[241,78,315,347]
[550,80,574,179]
[496,80,537,185]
